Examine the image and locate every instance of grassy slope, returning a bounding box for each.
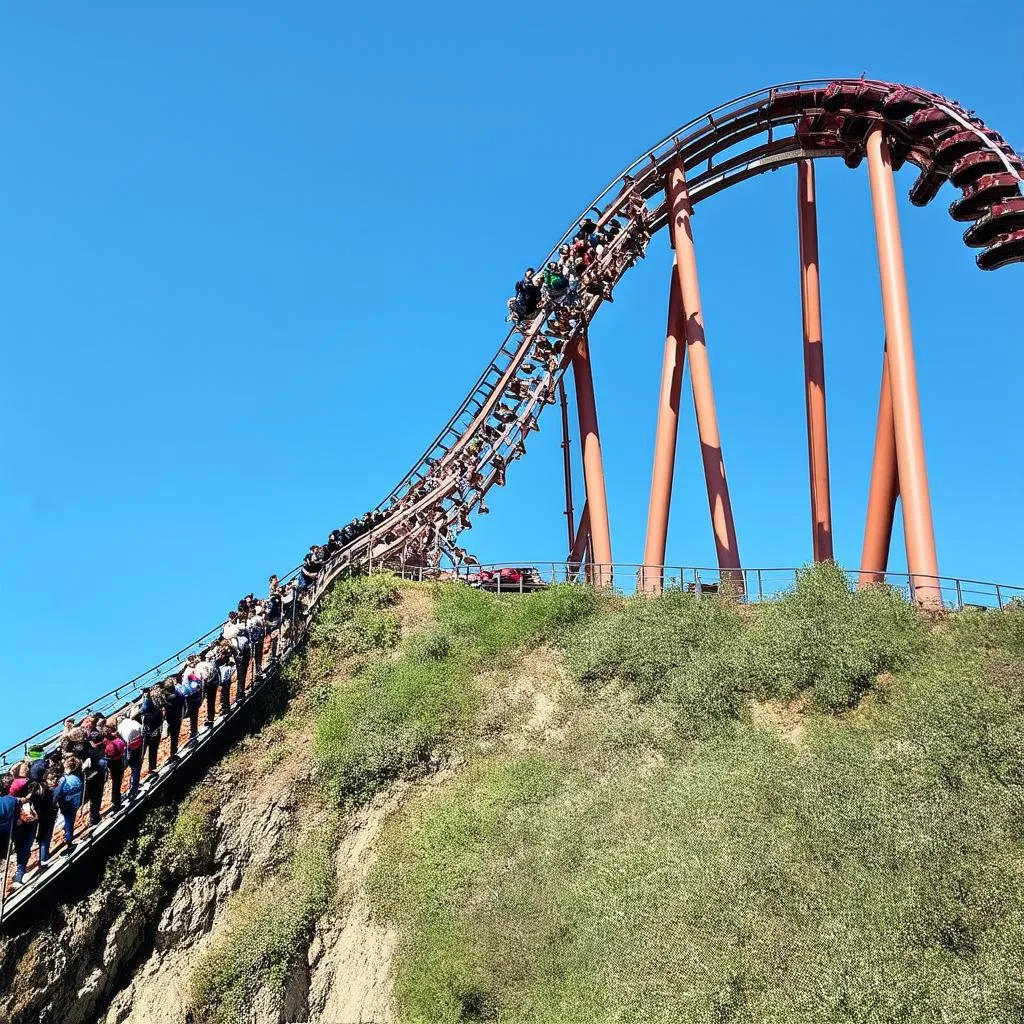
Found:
[185,574,599,1023]
[367,565,1024,1024]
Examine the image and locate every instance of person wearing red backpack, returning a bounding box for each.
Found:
[117,712,144,802]
[103,724,127,811]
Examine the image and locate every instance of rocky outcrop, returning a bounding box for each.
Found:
[0,761,300,1024]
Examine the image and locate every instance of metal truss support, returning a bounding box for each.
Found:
[641,259,687,594]
[797,159,835,562]
[859,342,900,586]
[665,157,742,581]
[865,129,941,608]
[571,331,613,586]
[558,378,576,554]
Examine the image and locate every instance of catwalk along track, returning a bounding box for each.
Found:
[323,78,1024,608]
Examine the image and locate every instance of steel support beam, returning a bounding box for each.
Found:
[859,343,900,586]
[865,129,941,608]
[665,157,742,579]
[640,259,687,594]
[558,379,576,554]
[568,500,590,568]
[571,332,613,586]
[797,160,835,562]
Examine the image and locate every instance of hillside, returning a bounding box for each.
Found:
[3,565,1023,1024]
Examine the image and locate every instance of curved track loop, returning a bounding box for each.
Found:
[322,79,1023,591]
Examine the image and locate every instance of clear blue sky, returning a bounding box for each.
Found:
[2,2,1022,748]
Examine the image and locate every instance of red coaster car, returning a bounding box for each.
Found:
[977,229,1024,271]
[963,197,1024,248]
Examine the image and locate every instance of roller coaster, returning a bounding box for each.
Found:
[2,78,1022,922]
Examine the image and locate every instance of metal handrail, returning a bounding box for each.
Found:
[0,562,302,768]
[386,561,1024,608]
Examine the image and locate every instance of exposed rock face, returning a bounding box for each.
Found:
[0,760,302,1024]
[307,787,403,1024]
[0,763,413,1024]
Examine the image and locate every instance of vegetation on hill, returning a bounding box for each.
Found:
[366,565,1024,1024]
[172,565,1023,1024]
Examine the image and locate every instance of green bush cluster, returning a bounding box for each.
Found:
[371,594,1024,1024]
[567,562,925,727]
[300,573,402,680]
[103,786,219,917]
[314,582,598,807]
[187,818,339,1024]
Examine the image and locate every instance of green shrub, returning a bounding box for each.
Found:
[313,583,599,808]
[103,787,219,918]
[315,657,477,806]
[300,573,402,680]
[188,818,339,1024]
[435,583,598,662]
[744,562,925,709]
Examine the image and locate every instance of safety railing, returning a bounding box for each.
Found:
[388,561,1024,610]
[0,564,303,772]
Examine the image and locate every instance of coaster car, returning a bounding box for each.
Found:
[963,197,1024,248]
[976,229,1024,271]
[949,173,1022,221]
[949,149,1024,189]
[882,86,930,119]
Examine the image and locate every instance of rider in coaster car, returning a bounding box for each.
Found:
[511,268,542,321]
[542,262,569,302]
[575,218,597,243]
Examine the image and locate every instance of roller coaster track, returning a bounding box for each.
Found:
[313,77,1023,599]
[3,78,1022,923]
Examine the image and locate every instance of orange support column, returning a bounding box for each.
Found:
[797,160,834,562]
[641,260,687,593]
[858,344,900,586]
[558,379,575,553]
[571,331,613,586]
[665,157,741,579]
[866,129,941,608]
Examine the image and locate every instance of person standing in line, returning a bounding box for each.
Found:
[53,756,84,855]
[216,647,236,717]
[139,686,164,774]
[33,769,59,866]
[0,782,27,881]
[162,677,185,758]
[265,577,283,664]
[103,724,127,812]
[181,658,204,743]
[223,613,251,703]
[246,602,266,685]
[82,727,108,827]
[117,712,144,802]
[5,778,36,887]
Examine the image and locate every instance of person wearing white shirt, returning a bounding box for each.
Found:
[117,714,144,801]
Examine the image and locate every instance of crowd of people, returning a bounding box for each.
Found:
[0,576,307,892]
[507,196,650,329]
